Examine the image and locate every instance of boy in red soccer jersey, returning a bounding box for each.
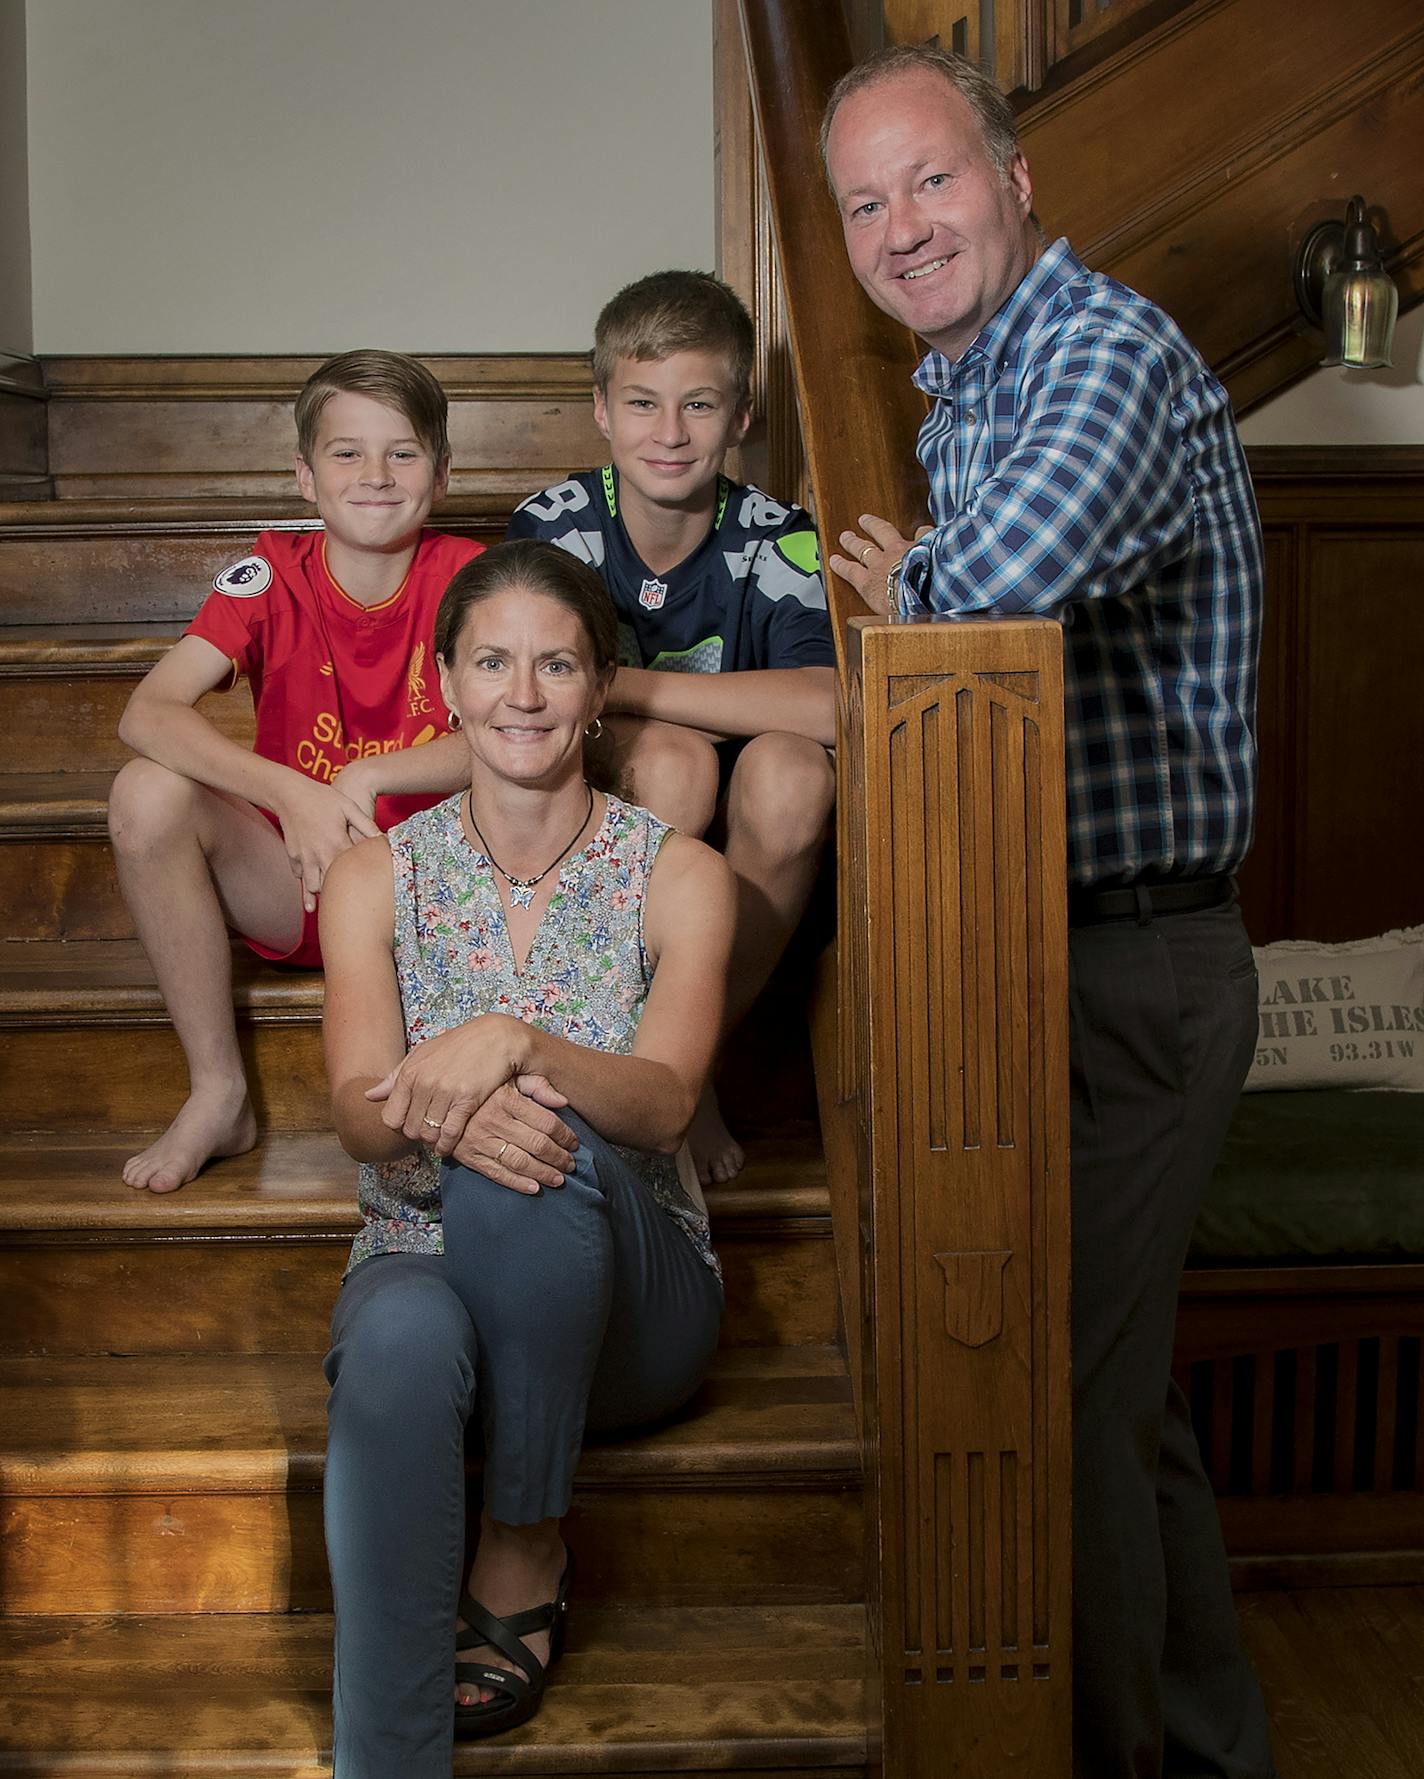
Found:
[108,350,483,1193]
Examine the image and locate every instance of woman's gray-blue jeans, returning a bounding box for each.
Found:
[322,1111,723,1778]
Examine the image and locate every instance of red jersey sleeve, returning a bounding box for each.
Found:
[185,551,278,687]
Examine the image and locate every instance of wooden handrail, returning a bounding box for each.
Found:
[736,0,926,663]
[737,5,1073,1772]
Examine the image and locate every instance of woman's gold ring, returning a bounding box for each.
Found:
[422,1114,443,1129]
[497,1141,510,1162]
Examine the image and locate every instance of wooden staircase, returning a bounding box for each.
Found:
[0,365,871,1774]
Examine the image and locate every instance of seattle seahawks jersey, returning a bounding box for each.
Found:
[505,466,833,674]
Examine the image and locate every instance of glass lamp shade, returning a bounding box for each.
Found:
[1321,264,1399,369]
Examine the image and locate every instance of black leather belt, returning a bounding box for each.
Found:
[1068,873,1234,927]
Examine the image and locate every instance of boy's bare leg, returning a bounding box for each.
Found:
[703,733,835,1182]
[606,720,834,1184]
[604,715,720,837]
[107,758,307,1192]
[606,717,740,1178]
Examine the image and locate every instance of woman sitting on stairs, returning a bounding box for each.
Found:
[318,539,733,1774]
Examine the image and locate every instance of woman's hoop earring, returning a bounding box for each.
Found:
[585,717,604,741]
[447,710,462,731]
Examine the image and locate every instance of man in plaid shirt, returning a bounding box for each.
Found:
[825,43,1275,1779]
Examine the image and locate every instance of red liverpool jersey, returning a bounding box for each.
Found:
[187,528,483,829]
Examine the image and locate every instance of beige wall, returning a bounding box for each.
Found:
[25,0,714,354]
[0,0,33,352]
[1237,302,1424,445]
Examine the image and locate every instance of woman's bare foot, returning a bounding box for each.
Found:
[688,1082,745,1185]
[455,1515,566,1707]
[121,1085,256,1193]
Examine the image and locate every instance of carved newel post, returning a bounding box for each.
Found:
[840,614,1072,1775]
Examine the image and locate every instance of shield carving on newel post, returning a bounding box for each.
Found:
[933,1250,1012,1348]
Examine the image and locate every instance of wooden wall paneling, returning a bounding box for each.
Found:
[1017,0,1424,412]
[35,354,604,501]
[1050,0,1177,64]
[714,0,806,506]
[1238,448,1424,945]
[846,612,1070,1775]
[715,0,758,491]
[883,1,986,62]
[840,0,886,64]
[1295,531,1424,940]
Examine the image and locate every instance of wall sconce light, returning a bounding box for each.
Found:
[1294,195,1399,369]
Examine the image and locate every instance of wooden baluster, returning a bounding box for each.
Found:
[1251,1353,1275,1497]
[1292,1346,1318,1494]
[1373,1336,1399,1493]
[1333,1340,1360,1495]
[1209,1360,1235,1494]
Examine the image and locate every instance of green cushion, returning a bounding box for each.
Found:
[1188,1089,1424,1264]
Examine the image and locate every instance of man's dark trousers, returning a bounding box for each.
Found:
[1069,897,1277,1779]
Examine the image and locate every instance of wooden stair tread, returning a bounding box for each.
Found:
[0,623,179,669]
[0,1132,829,1233]
[0,939,321,1019]
[0,1347,856,1494]
[0,1605,867,1774]
[0,771,114,832]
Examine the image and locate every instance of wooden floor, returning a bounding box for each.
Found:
[1239,1587,1424,1779]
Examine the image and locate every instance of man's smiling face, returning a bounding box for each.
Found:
[827,68,1036,362]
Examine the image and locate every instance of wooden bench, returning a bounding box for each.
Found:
[1176,1089,1424,1584]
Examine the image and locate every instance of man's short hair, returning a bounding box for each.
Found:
[294,349,450,466]
[819,43,1020,184]
[592,271,754,404]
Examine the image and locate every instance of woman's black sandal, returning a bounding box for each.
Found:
[454,1550,574,1739]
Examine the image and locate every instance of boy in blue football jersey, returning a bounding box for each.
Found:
[507,272,836,1182]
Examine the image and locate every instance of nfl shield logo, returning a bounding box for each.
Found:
[639,577,668,611]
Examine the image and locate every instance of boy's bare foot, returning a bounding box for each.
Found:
[456,1517,565,1706]
[688,1083,745,1185]
[121,1087,257,1193]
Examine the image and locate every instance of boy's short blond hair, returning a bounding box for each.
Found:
[294,349,450,467]
[592,271,754,404]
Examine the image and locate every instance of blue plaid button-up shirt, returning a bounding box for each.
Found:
[898,238,1261,888]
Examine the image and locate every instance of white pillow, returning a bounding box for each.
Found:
[1245,926,1424,1092]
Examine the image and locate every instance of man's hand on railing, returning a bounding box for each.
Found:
[830,515,931,615]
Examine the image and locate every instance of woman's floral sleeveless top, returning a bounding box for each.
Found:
[346,792,717,1277]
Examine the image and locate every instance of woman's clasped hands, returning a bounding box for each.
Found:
[365,1013,578,1193]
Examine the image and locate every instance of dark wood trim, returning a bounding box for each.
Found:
[1247,445,1424,481]
[1181,1263,1424,1300]
[1229,1548,1424,1588]
[38,353,593,403]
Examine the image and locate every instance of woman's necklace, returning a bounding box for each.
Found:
[466,783,595,910]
